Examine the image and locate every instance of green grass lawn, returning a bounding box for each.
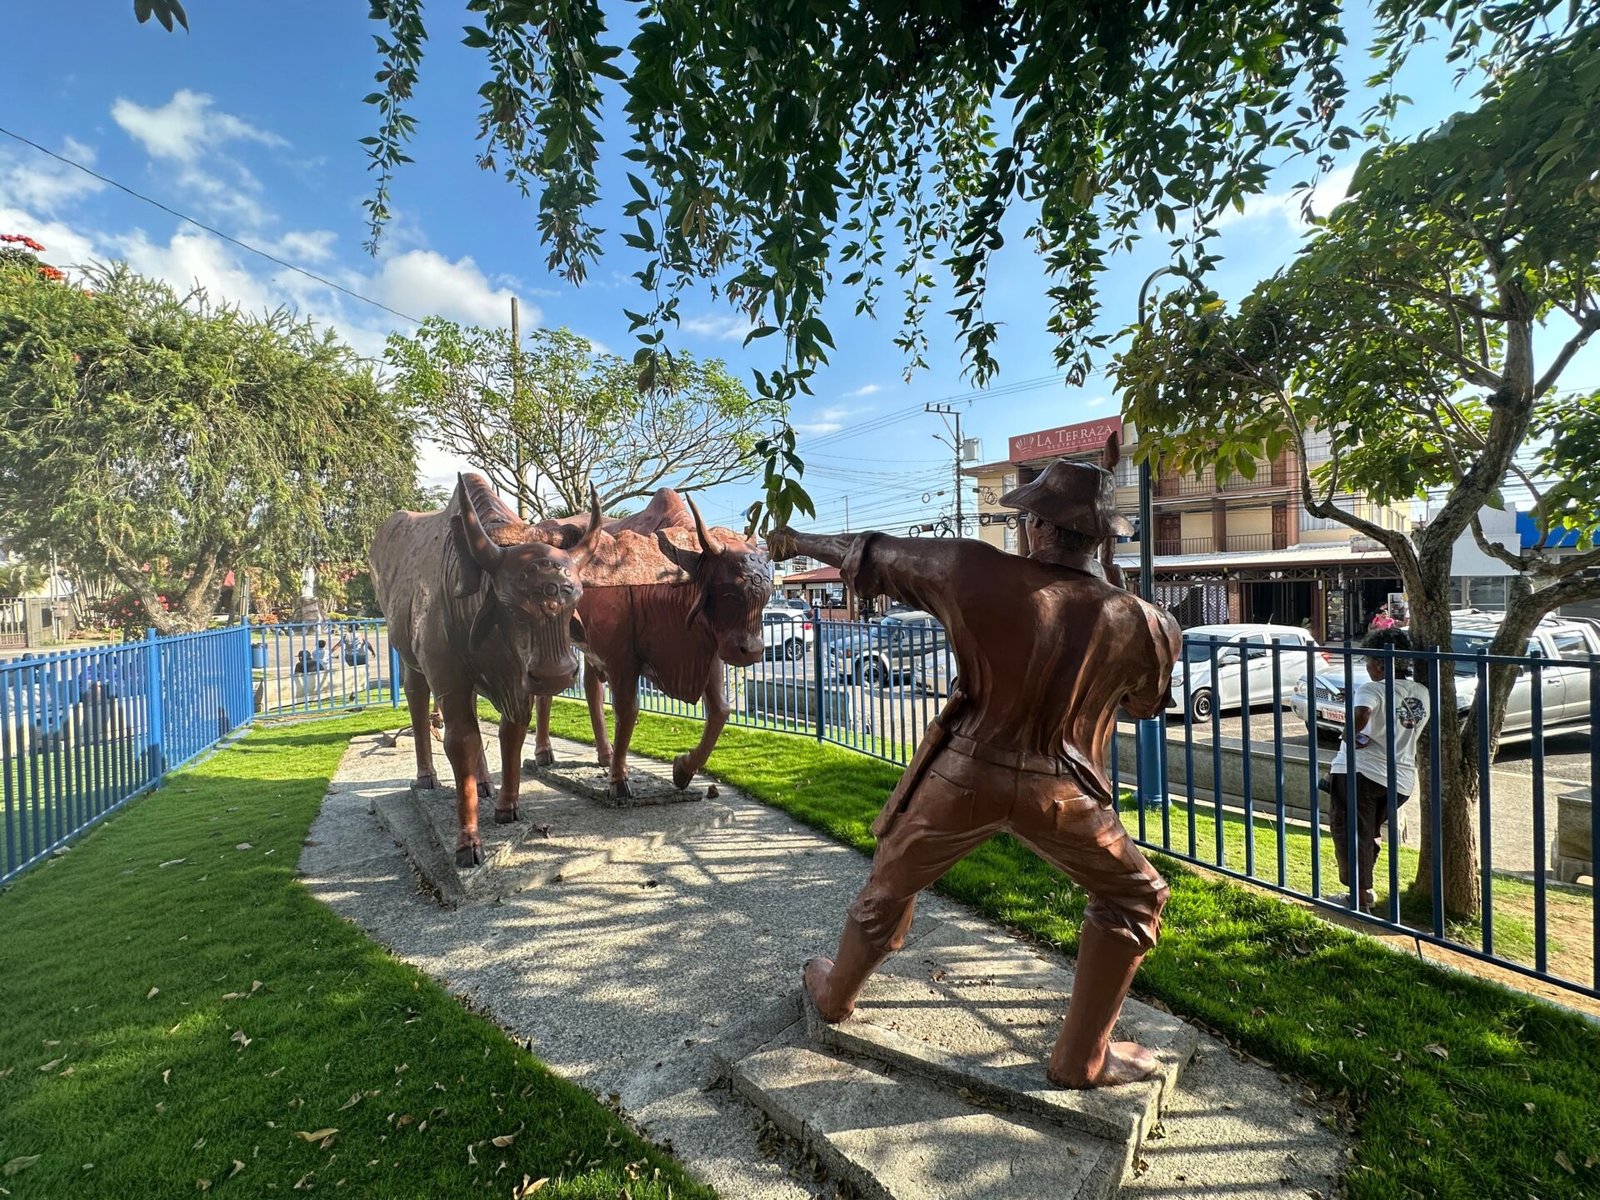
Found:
[0,710,711,1200]
[542,699,1600,1200]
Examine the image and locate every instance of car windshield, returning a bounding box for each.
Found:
[1450,631,1543,674]
[1181,639,1237,664]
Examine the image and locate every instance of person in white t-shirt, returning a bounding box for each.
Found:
[1324,627,1431,912]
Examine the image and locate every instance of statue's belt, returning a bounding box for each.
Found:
[944,734,1063,775]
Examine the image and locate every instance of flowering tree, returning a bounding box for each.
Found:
[0,234,66,283]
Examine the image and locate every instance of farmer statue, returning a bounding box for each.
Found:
[767,456,1181,1088]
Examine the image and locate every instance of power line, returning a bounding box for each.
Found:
[0,124,424,327]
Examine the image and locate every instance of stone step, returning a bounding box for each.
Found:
[804,923,1199,1172]
[728,1044,1124,1200]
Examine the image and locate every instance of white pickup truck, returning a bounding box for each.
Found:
[1292,613,1600,743]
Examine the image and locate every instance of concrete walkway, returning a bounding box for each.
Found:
[300,728,1346,1198]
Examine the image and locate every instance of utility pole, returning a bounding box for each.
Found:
[926,403,964,537]
[510,296,526,519]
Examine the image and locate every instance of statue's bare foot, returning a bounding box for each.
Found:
[533,747,555,767]
[414,771,440,790]
[672,754,696,789]
[804,956,854,1023]
[455,837,484,869]
[493,803,519,824]
[1048,1041,1158,1089]
[608,778,632,802]
[596,749,612,769]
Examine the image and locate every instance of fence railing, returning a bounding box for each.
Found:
[7,614,1596,1009]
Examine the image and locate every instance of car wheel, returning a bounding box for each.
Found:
[862,658,890,688]
[1188,687,1215,724]
[783,638,805,661]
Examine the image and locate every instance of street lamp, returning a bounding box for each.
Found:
[1132,266,1179,810]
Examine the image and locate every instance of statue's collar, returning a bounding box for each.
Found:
[1028,548,1106,579]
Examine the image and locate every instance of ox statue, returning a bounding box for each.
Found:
[370,473,602,866]
[524,488,772,799]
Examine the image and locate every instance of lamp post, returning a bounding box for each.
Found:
[1132,267,1177,810]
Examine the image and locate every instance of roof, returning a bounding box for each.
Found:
[1115,543,1395,572]
[781,565,843,584]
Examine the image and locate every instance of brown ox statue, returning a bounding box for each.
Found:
[521,488,772,800]
[370,473,602,866]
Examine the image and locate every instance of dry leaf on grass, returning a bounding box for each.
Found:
[1423,1044,1449,1059]
[229,1161,245,1179]
[235,843,253,851]
[147,987,160,1000]
[1555,1150,1575,1174]
[3,1156,41,1177]
[162,1069,171,1085]
[38,1058,64,1073]
[231,1031,252,1051]
[295,1129,338,1143]
[513,1176,549,1197]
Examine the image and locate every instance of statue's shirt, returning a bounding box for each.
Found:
[842,535,1181,801]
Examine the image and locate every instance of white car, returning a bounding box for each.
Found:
[760,608,814,661]
[1168,624,1328,723]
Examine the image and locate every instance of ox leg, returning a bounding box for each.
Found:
[531,695,555,768]
[494,714,528,823]
[439,694,486,868]
[674,670,729,789]
[606,677,639,802]
[585,663,613,770]
[403,668,440,790]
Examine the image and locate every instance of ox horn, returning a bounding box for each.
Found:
[685,494,723,558]
[570,485,605,568]
[455,474,504,573]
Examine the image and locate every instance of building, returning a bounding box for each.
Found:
[964,416,1413,642]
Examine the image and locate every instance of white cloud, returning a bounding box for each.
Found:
[0,139,106,211]
[843,383,882,398]
[111,90,286,163]
[261,229,338,264]
[1214,165,1356,232]
[681,311,755,341]
[1086,395,1109,408]
[369,249,530,328]
[796,404,851,436]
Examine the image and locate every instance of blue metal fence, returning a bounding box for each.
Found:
[595,619,1597,1005]
[0,619,395,885]
[7,611,1595,1007]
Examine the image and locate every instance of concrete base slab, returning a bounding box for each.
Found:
[527,756,705,807]
[730,1045,1124,1200]
[376,762,735,907]
[805,923,1198,1168]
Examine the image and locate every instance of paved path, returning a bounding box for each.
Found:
[301,728,1345,1199]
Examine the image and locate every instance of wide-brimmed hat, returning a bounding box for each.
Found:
[999,458,1134,539]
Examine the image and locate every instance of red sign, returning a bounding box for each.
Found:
[1008,417,1123,463]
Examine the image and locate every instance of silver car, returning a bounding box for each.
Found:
[1168,624,1328,724]
[1291,615,1599,743]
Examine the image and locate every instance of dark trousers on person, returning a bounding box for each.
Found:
[1329,770,1406,900]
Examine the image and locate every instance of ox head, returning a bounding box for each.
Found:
[678,496,772,667]
[450,477,603,694]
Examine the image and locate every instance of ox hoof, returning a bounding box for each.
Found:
[672,755,696,790]
[455,841,483,869]
[493,805,519,825]
[595,751,612,769]
[414,772,440,791]
[607,779,632,802]
[534,748,555,768]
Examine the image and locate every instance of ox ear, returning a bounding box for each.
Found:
[685,494,723,559]
[449,515,484,598]
[1102,432,1121,473]
[568,485,604,570]
[468,585,501,652]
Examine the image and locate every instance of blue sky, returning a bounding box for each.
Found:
[0,3,1566,537]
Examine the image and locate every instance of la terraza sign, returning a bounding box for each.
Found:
[1008,417,1123,463]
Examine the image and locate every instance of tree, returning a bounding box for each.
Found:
[1115,28,1600,917]
[351,0,1596,530]
[0,257,423,635]
[384,319,780,519]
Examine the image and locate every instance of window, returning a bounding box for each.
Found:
[1302,430,1333,461]
[1552,633,1593,662]
[1003,523,1018,552]
[1114,457,1137,488]
[1467,577,1509,611]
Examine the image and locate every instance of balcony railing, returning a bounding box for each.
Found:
[1153,537,1217,556]
[1155,465,1293,498]
[1224,533,1274,552]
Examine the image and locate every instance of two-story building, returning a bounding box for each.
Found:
[964,416,1413,642]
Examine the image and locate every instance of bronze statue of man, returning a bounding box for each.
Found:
[768,458,1181,1088]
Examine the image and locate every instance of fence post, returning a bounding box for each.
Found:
[144,626,166,783]
[390,643,402,710]
[812,619,825,742]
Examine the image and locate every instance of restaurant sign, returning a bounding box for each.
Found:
[1008,416,1123,463]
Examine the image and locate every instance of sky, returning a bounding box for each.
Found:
[1,3,1585,541]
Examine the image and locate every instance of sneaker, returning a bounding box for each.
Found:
[1321,889,1375,912]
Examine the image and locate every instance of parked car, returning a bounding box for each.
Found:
[826,610,948,686]
[1291,613,1600,743]
[768,597,811,615]
[1168,624,1328,723]
[760,608,814,661]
